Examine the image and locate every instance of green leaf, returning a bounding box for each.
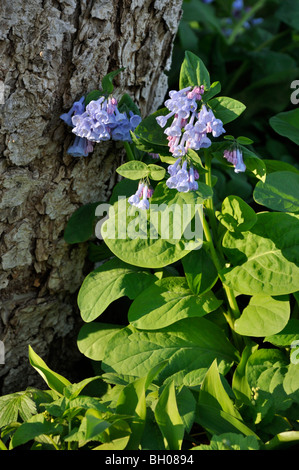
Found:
[197,361,259,437]
[232,342,259,405]
[264,431,299,450]
[134,108,170,148]
[64,202,101,244]
[263,160,299,175]
[77,323,123,361]
[102,318,239,386]
[116,362,166,450]
[283,363,299,403]
[199,361,243,420]
[0,391,37,428]
[101,68,125,95]
[241,146,266,181]
[234,295,290,337]
[28,346,71,395]
[93,435,130,450]
[128,277,222,330]
[269,109,299,145]
[83,409,112,442]
[147,164,166,181]
[11,413,63,449]
[182,245,218,295]
[154,381,184,450]
[63,377,104,401]
[245,349,292,424]
[101,197,203,269]
[186,148,208,174]
[149,181,209,242]
[208,96,246,125]
[85,90,103,106]
[176,386,196,433]
[216,195,257,232]
[194,433,260,450]
[77,257,155,322]
[118,93,141,116]
[116,161,149,180]
[130,131,172,157]
[236,136,254,145]
[179,51,210,90]
[265,319,299,347]
[275,0,299,31]
[97,418,132,447]
[253,171,299,213]
[202,81,221,102]
[222,212,299,295]
[182,1,222,34]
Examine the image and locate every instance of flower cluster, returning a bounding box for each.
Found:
[156,86,225,158]
[224,0,263,35]
[60,95,142,157]
[128,182,153,210]
[223,147,246,173]
[71,96,141,144]
[166,158,199,193]
[60,96,95,157]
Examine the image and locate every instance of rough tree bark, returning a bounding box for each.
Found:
[0,0,182,394]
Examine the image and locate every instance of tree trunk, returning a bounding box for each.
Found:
[0,0,182,394]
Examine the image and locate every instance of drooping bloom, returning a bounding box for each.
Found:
[166,159,199,193]
[66,136,94,157]
[60,96,85,127]
[61,96,94,157]
[156,86,225,158]
[223,147,246,173]
[128,182,152,210]
[128,182,144,206]
[71,96,142,143]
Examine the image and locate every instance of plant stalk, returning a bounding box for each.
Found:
[123,141,135,161]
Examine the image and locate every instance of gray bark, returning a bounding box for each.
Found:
[0,0,182,394]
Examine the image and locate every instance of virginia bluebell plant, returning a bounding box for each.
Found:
[2,51,299,453]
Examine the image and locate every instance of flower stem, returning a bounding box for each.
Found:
[123,141,135,161]
[204,151,218,237]
[200,211,244,351]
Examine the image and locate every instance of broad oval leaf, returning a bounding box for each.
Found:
[101,198,203,268]
[222,212,299,295]
[182,245,218,295]
[208,96,246,125]
[216,195,257,233]
[128,277,222,329]
[234,294,290,337]
[77,322,123,360]
[77,257,156,322]
[134,108,170,147]
[64,202,101,244]
[102,318,239,386]
[179,51,210,90]
[253,171,299,213]
[269,108,299,145]
[116,161,149,180]
[147,164,166,181]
